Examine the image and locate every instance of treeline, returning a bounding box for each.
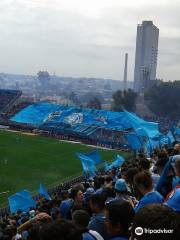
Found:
[144,80,180,119]
[68,80,180,119]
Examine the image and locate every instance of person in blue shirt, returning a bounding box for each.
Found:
[88,193,109,240]
[60,187,84,219]
[133,171,164,212]
[105,199,135,240]
[165,188,180,212]
[60,198,74,220]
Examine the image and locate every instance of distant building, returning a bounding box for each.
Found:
[134,21,159,92]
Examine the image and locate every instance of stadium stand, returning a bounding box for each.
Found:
[9,102,157,150]
[0,144,180,239]
[0,89,22,114]
[10,102,180,152]
[1,98,180,239]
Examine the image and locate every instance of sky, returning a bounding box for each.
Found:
[0,0,179,81]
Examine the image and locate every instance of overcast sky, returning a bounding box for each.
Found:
[0,0,179,81]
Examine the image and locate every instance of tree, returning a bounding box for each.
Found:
[144,81,180,119]
[37,71,50,83]
[87,97,102,109]
[79,92,104,104]
[37,71,50,90]
[112,89,137,111]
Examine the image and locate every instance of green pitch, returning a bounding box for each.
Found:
[0,130,129,207]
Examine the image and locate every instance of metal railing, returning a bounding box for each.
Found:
[0,173,85,217]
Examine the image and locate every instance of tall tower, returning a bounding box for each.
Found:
[123,53,128,90]
[134,21,159,93]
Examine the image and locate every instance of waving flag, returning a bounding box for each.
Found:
[8,190,36,213]
[104,161,110,173]
[87,151,101,165]
[76,153,97,175]
[155,155,180,192]
[109,155,125,169]
[124,110,160,139]
[167,131,175,147]
[125,133,142,151]
[39,183,51,200]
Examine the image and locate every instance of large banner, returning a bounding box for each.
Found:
[11,103,159,135]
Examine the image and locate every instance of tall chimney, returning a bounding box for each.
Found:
[123,53,128,90]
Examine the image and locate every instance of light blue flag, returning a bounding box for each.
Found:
[126,133,142,151]
[39,183,51,200]
[156,157,173,192]
[104,161,110,173]
[175,131,180,141]
[155,155,180,191]
[81,159,90,172]
[109,155,125,169]
[175,127,180,135]
[76,152,97,175]
[116,154,125,167]
[87,151,101,165]
[150,138,159,149]
[8,190,36,213]
[159,134,168,148]
[124,110,160,139]
[167,131,175,147]
[145,139,154,156]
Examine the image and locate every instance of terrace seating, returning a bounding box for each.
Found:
[0,89,22,113]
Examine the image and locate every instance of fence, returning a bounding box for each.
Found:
[0,174,85,217]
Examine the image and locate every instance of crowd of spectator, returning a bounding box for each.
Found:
[144,115,179,134]
[0,90,22,113]
[0,143,180,240]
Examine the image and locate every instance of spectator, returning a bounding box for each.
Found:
[155,157,174,197]
[114,179,131,202]
[124,167,139,196]
[173,143,180,155]
[172,157,180,188]
[39,219,82,240]
[89,194,109,240]
[60,187,84,219]
[105,200,134,240]
[133,171,164,212]
[84,188,95,203]
[162,157,180,212]
[139,158,150,171]
[165,157,180,201]
[165,188,180,212]
[72,210,104,240]
[131,204,180,240]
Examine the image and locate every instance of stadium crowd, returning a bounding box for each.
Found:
[0,143,180,240]
[0,90,21,113]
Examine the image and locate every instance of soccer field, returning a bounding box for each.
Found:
[0,130,129,207]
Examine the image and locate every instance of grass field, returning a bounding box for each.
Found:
[0,130,129,207]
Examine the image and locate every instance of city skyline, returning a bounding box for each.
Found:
[0,0,179,81]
